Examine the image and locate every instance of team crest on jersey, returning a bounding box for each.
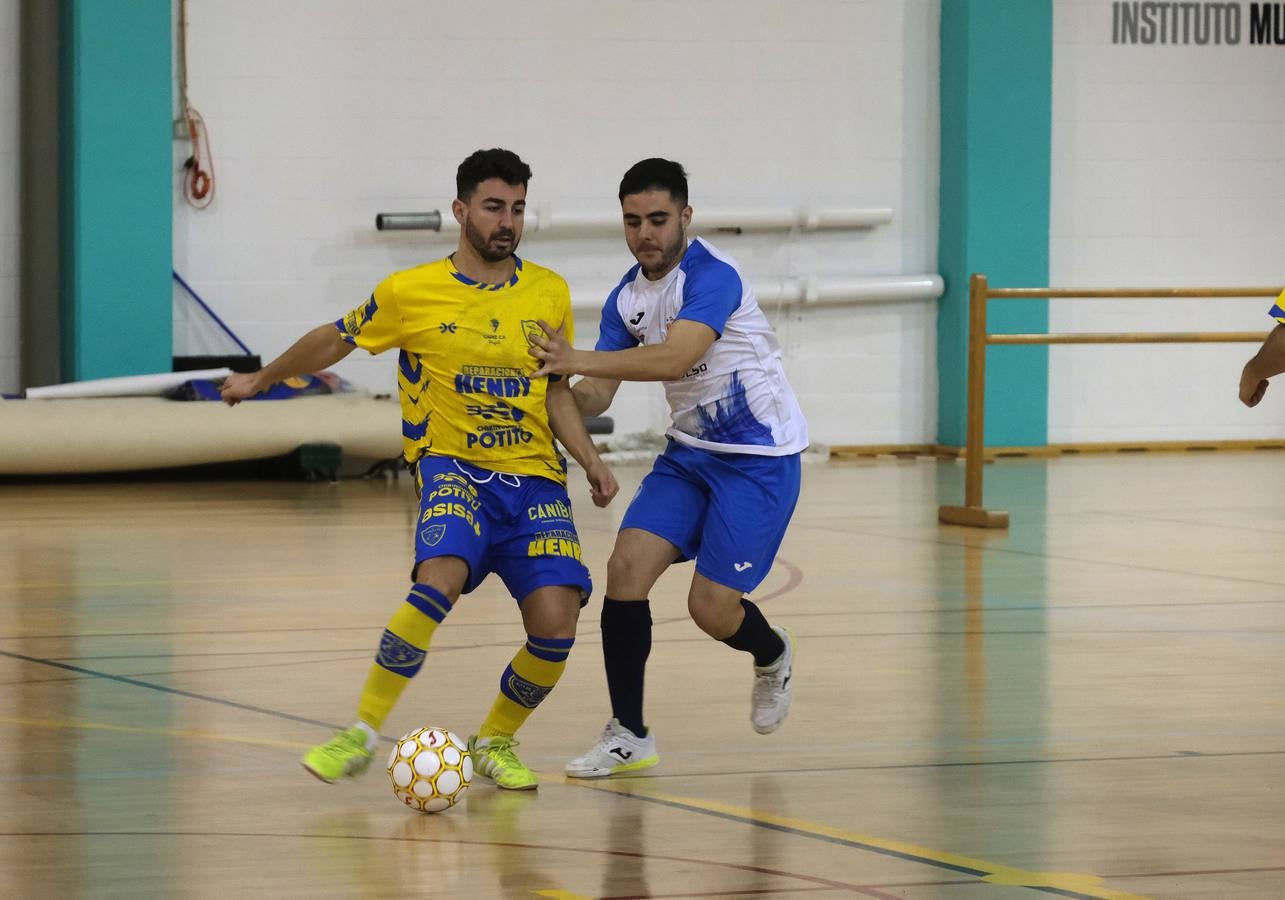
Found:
[483,317,507,345]
[522,320,544,346]
[420,524,446,546]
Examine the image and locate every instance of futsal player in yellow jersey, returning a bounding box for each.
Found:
[221,149,618,790]
[1239,289,1285,407]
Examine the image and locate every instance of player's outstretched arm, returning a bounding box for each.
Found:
[530,319,715,382]
[570,376,621,417]
[1240,324,1285,408]
[220,324,356,406]
[546,377,618,508]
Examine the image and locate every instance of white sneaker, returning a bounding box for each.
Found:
[565,718,659,778]
[751,625,794,734]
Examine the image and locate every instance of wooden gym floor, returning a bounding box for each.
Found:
[1,452,1282,899]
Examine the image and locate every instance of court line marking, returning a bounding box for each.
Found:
[556,777,1150,900]
[5,710,1281,787]
[0,651,374,686]
[0,645,1196,898]
[0,714,310,750]
[582,746,1285,779]
[538,889,839,899]
[0,648,346,733]
[792,521,1285,592]
[0,703,1150,898]
[5,588,1284,644]
[0,831,904,897]
[0,620,566,640]
[13,629,1195,663]
[0,552,804,599]
[6,647,1282,764]
[0,572,408,590]
[1108,865,1285,878]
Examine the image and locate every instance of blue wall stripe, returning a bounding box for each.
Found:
[938,0,1052,448]
[61,0,172,380]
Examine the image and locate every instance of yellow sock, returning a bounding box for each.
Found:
[477,635,575,738]
[356,584,452,730]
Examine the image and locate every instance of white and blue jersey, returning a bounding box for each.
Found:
[596,238,809,456]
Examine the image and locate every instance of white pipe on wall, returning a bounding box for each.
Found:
[376,206,894,235]
[568,274,943,311]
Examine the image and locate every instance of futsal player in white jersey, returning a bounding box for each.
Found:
[529,158,809,777]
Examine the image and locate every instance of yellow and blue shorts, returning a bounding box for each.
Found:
[414,456,592,604]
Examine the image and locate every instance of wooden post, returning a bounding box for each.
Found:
[939,274,1010,528]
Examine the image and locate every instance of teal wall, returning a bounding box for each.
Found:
[60,0,172,381]
[938,0,1052,447]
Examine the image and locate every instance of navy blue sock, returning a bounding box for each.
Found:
[600,597,651,738]
[721,598,784,667]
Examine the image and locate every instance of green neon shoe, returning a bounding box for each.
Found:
[302,726,373,783]
[469,735,538,790]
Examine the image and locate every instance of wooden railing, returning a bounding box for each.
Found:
[937,274,1279,529]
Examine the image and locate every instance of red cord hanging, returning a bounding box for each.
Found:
[183,106,215,209]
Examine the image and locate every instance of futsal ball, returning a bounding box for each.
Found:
[387,727,473,813]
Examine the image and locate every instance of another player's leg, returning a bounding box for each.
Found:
[688,573,793,733]
[689,447,802,734]
[566,528,679,777]
[567,448,704,779]
[470,584,581,790]
[302,559,465,782]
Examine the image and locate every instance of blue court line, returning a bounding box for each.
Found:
[0,648,346,734]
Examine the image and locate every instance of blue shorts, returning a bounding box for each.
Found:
[414,456,592,604]
[620,440,801,593]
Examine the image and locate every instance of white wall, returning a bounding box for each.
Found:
[0,0,19,395]
[172,0,941,446]
[1050,0,1285,442]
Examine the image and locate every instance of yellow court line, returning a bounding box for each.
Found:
[0,717,1150,900]
[532,892,592,900]
[0,714,310,750]
[550,774,1150,900]
[3,572,386,590]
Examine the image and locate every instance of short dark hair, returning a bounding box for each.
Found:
[456,148,532,201]
[618,158,688,207]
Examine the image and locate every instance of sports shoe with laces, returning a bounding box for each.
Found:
[302,725,374,783]
[469,735,538,790]
[565,718,659,778]
[751,625,794,734]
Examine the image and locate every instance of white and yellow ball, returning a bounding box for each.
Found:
[387,727,472,813]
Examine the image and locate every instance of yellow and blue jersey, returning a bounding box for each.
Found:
[1271,288,1285,324]
[336,255,574,484]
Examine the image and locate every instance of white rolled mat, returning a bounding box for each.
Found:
[0,395,402,474]
[25,369,235,399]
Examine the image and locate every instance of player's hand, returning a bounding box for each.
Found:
[585,459,619,508]
[1239,363,1268,407]
[220,371,266,406]
[529,320,577,378]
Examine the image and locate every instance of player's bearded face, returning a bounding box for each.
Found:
[457,178,526,262]
[621,190,691,278]
[464,216,519,262]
